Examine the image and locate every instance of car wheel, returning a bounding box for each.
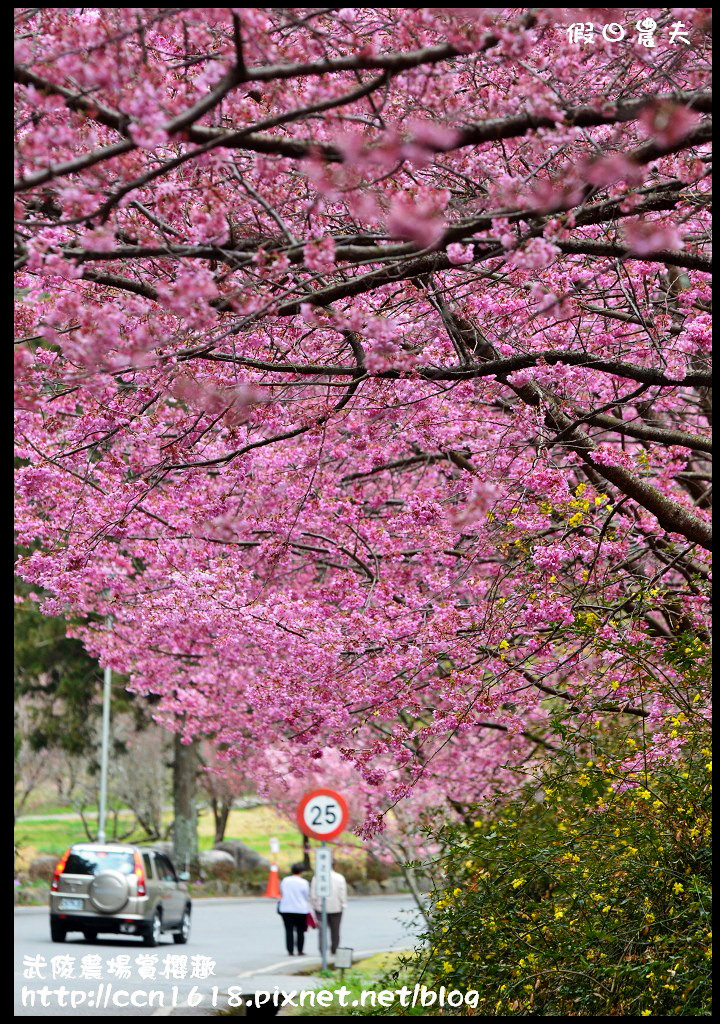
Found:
[143,909,162,947]
[173,907,191,945]
[83,929,98,942]
[50,921,66,943]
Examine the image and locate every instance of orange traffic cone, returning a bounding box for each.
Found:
[263,863,281,899]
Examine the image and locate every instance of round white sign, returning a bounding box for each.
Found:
[301,793,343,837]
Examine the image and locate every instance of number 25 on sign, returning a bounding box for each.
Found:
[297,789,349,842]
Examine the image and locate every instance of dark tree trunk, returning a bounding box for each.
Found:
[211,796,233,845]
[173,733,199,877]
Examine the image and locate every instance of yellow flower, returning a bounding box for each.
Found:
[554,909,565,920]
[443,961,454,973]
[577,773,591,787]
[575,483,586,496]
[498,640,510,650]
[568,512,583,528]
[610,680,620,691]
[453,887,462,897]
[672,883,684,895]
[641,1010,652,1016]
[512,878,525,889]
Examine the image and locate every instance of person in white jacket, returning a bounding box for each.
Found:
[279,863,312,955]
[310,868,348,955]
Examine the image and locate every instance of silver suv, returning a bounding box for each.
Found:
[49,843,191,946]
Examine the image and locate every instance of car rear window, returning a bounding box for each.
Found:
[64,851,135,876]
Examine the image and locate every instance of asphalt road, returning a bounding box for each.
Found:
[15,895,421,1016]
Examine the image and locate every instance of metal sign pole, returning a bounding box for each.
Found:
[299,790,347,972]
[321,841,328,971]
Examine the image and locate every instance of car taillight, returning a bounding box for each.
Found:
[133,850,147,896]
[51,848,71,892]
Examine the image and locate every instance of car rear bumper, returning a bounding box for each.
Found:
[50,912,149,935]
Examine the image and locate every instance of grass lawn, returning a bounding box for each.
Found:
[289,953,424,1017]
[218,953,418,1017]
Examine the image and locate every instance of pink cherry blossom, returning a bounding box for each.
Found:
[13,8,711,835]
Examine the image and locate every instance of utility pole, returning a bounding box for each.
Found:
[97,617,112,843]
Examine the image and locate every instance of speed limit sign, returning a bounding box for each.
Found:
[297,789,349,842]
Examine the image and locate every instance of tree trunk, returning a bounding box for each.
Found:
[212,796,233,844]
[173,733,199,877]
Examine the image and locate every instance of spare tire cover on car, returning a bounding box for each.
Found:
[89,870,129,913]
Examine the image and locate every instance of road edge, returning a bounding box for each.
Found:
[152,946,417,1017]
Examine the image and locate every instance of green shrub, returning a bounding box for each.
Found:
[389,725,711,1016]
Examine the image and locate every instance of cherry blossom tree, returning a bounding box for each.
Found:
[14,8,711,833]
[198,741,257,844]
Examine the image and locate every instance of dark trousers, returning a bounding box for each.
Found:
[281,912,307,954]
[318,912,342,954]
